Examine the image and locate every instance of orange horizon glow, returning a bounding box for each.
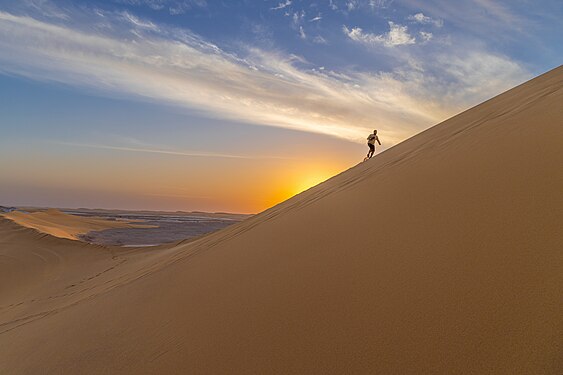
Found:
[1,141,356,214]
[261,167,341,211]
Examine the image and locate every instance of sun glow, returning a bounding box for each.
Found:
[292,173,332,196]
[263,167,339,210]
[249,166,335,212]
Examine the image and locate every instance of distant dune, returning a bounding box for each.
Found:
[2,209,156,240]
[0,66,561,374]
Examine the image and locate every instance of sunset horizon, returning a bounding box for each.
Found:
[2,0,560,213]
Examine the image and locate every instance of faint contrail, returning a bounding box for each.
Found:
[55,142,291,160]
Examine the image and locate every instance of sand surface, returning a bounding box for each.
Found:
[0,66,562,374]
[2,209,156,240]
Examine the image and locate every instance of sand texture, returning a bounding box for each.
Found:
[2,209,156,240]
[0,66,562,374]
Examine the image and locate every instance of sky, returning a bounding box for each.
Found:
[0,0,561,213]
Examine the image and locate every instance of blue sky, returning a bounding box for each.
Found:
[0,0,561,212]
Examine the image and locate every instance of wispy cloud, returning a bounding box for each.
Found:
[471,0,523,26]
[343,22,416,47]
[407,12,443,27]
[397,0,529,39]
[271,0,291,11]
[418,31,433,42]
[298,26,306,39]
[334,0,394,13]
[368,0,394,10]
[292,10,305,25]
[312,35,328,44]
[346,0,359,11]
[20,0,68,19]
[55,142,287,160]
[120,11,159,30]
[0,9,530,145]
[116,0,207,15]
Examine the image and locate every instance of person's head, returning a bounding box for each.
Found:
[373,129,377,134]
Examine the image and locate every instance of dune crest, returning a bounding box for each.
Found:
[2,209,156,240]
[0,66,562,374]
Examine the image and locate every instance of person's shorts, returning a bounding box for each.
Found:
[368,143,375,151]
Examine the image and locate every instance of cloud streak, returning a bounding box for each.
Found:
[271,0,291,11]
[343,22,416,47]
[116,0,207,15]
[396,0,529,39]
[55,142,288,160]
[0,9,530,145]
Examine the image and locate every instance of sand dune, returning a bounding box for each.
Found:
[2,209,156,240]
[0,66,562,374]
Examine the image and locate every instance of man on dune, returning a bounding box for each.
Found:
[366,129,381,160]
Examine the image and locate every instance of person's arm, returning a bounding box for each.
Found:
[376,136,381,145]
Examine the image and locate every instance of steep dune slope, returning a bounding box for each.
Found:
[1,66,562,374]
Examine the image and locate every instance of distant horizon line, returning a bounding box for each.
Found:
[0,204,255,216]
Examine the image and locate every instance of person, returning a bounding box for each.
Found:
[366,129,381,159]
